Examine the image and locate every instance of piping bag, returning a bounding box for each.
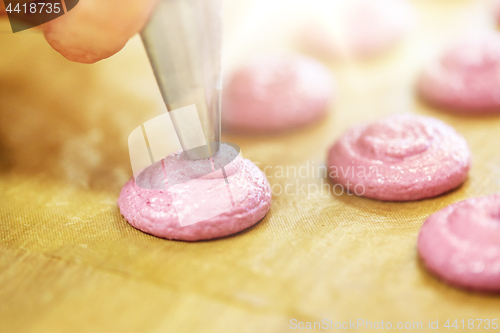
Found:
[133,0,247,218]
[141,0,222,160]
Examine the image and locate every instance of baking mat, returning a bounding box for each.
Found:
[1,0,500,332]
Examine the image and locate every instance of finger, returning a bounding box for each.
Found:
[43,0,158,63]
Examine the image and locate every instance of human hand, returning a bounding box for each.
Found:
[1,0,158,63]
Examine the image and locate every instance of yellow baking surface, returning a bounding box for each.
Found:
[1,0,500,332]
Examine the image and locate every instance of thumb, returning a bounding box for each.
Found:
[43,0,158,63]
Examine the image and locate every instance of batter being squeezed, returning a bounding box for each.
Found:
[118,144,271,241]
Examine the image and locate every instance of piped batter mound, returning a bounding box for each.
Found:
[118,145,271,241]
[222,54,335,133]
[342,0,416,57]
[418,194,500,292]
[300,0,415,59]
[327,114,471,201]
[418,33,500,114]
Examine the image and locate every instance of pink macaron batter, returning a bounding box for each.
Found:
[418,33,500,114]
[222,55,335,133]
[418,194,500,292]
[118,144,271,241]
[327,114,471,201]
[300,0,415,59]
[343,0,416,57]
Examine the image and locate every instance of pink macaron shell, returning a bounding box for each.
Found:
[418,194,500,292]
[327,114,471,201]
[344,0,416,57]
[419,33,500,114]
[118,155,271,241]
[299,0,415,59]
[222,55,335,133]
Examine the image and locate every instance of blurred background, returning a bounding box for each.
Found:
[1,0,500,332]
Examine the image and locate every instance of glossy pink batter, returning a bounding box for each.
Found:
[419,33,500,114]
[418,194,500,292]
[327,114,471,201]
[118,145,271,241]
[222,55,335,133]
